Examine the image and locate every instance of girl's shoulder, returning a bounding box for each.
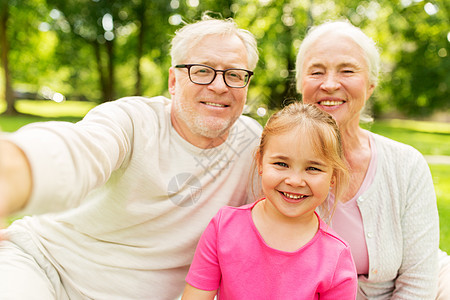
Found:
[213,202,256,225]
[317,214,351,251]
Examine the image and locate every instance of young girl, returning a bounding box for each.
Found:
[182,102,357,299]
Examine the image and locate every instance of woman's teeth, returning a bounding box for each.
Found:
[320,100,344,106]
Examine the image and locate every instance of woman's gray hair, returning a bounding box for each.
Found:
[170,14,259,70]
[295,20,380,92]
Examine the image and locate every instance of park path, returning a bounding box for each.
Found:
[425,155,450,165]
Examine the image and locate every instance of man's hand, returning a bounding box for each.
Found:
[0,217,7,229]
[0,140,32,222]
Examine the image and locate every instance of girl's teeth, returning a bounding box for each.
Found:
[282,192,305,199]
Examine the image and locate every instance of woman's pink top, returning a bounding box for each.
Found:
[332,134,377,275]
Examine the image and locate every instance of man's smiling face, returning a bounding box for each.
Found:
[169,34,250,148]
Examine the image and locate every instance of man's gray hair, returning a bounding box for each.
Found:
[171,13,259,70]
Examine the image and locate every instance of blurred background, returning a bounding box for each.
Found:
[0,0,449,120]
[1,0,449,250]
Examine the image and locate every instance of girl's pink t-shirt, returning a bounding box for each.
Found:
[186,202,357,299]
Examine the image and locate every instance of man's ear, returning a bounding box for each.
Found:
[168,67,176,96]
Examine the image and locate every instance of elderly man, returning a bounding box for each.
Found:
[0,15,261,299]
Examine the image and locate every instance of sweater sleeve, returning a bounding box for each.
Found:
[321,245,358,300]
[185,210,222,291]
[392,150,439,299]
[7,100,134,215]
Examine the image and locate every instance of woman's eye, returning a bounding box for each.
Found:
[342,69,354,73]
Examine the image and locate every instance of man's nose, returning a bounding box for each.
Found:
[207,72,229,94]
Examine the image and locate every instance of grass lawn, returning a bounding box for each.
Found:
[1,100,450,251]
[365,119,450,156]
[0,100,92,131]
[430,164,450,253]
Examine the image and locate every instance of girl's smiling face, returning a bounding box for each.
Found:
[258,128,334,222]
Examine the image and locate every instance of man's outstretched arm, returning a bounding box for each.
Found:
[0,140,32,218]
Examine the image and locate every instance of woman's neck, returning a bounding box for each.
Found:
[339,125,372,202]
[340,125,369,155]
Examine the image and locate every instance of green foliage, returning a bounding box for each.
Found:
[0,0,449,117]
[382,0,450,117]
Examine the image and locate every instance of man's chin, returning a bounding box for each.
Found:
[196,116,237,138]
[195,124,230,140]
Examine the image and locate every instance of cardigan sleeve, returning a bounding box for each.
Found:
[358,133,440,298]
[392,149,439,299]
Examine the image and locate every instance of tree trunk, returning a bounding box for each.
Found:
[0,2,18,115]
[135,2,145,96]
[105,39,114,101]
[93,41,109,102]
[307,0,314,27]
[282,23,297,104]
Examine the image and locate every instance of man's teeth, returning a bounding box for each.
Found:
[204,102,226,107]
[320,100,344,106]
[282,192,306,199]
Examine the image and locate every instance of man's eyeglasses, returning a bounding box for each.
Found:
[175,64,253,88]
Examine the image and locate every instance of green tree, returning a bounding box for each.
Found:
[46,0,176,101]
[118,0,173,97]
[46,0,123,102]
[0,0,16,115]
[386,0,449,117]
[2,0,448,118]
[1,0,54,114]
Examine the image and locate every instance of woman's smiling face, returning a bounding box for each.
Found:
[300,32,375,129]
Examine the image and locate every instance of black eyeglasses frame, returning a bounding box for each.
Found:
[174,64,254,88]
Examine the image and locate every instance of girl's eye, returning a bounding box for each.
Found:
[311,71,323,75]
[274,162,288,168]
[307,166,322,172]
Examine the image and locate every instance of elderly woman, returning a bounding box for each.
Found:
[295,20,450,299]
